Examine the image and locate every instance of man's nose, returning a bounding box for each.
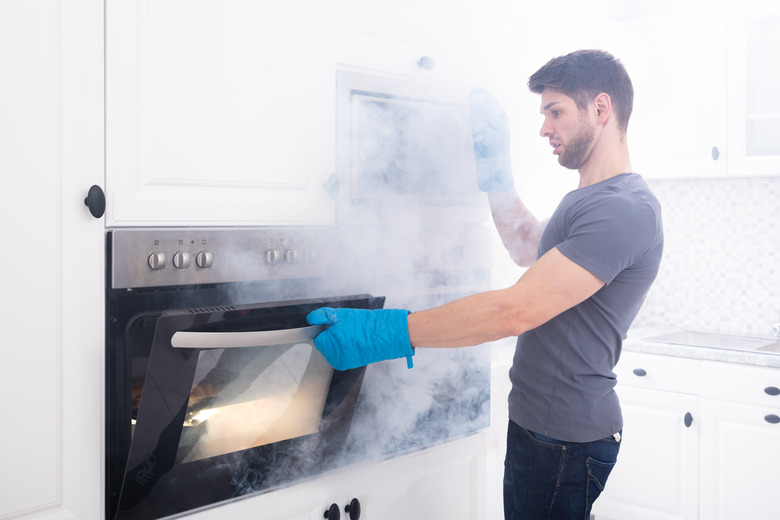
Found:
[539,119,552,138]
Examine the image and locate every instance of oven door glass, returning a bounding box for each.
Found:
[114,295,383,520]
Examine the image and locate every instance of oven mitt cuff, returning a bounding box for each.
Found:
[306,307,414,371]
[469,88,514,192]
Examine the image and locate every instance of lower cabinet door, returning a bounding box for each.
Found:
[184,434,487,520]
[328,434,487,520]
[699,399,780,520]
[592,386,699,520]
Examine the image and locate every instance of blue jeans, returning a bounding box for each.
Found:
[503,420,621,520]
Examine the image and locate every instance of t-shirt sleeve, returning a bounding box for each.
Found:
[555,193,659,285]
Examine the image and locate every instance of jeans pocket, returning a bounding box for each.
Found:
[524,427,566,449]
[586,456,616,507]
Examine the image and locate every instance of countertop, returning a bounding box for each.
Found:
[624,327,780,369]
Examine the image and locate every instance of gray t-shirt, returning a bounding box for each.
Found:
[507,172,663,442]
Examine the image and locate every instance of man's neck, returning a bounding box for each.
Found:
[577,135,632,189]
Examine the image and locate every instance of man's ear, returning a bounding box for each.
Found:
[594,92,611,123]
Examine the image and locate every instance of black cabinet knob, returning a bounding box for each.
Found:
[684,412,694,428]
[84,185,105,218]
[632,368,647,377]
[324,503,340,520]
[765,414,780,424]
[345,498,361,520]
[764,386,780,396]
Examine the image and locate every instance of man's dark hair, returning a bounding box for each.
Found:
[528,49,634,134]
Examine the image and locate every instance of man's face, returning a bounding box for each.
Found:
[538,89,596,170]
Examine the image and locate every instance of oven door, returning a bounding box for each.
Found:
[113,294,383,520]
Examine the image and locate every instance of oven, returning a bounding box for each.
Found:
[106,227,383,520]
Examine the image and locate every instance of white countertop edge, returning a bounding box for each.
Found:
[624,327,780,368]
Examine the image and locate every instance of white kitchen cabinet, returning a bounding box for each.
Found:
[593,352,700,520]
[699,361,780,520]
[186,433,488,520]
[604,7,728,180]
[334,0,494,85]
[726,1,780,176]
[606,2,780,179]
[325,434,487,520]
[699,400,780,520]
[105,0,338,227]
[593,351,780,520]
[0,1,104,519]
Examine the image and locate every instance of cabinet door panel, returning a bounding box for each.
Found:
[700,399,780,520]
[727,2,780,176]
[0,1,104,518]
[106,0,336,226]
[593,386,699,520]
[337,435,486,520]
[605,9,727,179]
[186,434,486,520]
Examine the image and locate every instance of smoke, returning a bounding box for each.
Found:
[342,346,490,462]
[222,346,490,498]
[223,75,495,497]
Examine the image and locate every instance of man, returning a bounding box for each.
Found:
[307,49,663,519]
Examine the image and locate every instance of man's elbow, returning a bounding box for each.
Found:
[497,308,538,338]
[510,251,536,268]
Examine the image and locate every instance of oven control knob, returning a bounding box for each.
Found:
[303,248,317,263]
[196,251,214,268]
[265,249,282,265]
[172,251,191,269]
[285,249,301,264]
[148,252,166,270]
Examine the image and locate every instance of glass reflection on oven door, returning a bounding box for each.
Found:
[177,339,332,463]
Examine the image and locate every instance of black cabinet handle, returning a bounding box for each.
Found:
[324,503,340,520]
[765,414,780,424]
[684,412,693,428]
[345,498,361,520]
[84,185,105,218]
[764,386,780,396]
[632,368,647,377]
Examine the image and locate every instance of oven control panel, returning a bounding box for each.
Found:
[109,227,337,289]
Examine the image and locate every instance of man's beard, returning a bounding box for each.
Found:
[559,117,595,170]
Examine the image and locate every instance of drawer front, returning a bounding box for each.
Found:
[701,361,780,408]
[615,351,701,394]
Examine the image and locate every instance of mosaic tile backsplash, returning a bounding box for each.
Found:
[633,176,780,338]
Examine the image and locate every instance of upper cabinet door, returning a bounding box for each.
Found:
[335,0,492,84]
[605,6,728,180]
[727,1,780,176]
[106,0,336,226]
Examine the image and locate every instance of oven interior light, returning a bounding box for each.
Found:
[189,409,219,425]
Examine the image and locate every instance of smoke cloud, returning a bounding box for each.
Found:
[222,73,494,498]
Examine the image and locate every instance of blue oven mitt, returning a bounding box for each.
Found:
[469,88,514,192]
[306,308,415,371]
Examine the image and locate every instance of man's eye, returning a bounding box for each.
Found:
[552,111,561,118]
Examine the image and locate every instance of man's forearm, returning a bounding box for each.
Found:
[488,190,544,267]
[407,287,529,349]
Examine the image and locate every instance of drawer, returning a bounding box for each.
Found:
[701,360,780,408]
[615,351,701,394]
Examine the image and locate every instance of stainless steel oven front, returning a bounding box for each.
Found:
[105,227,383,520]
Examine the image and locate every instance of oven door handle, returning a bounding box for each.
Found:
[170,324,326,349]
